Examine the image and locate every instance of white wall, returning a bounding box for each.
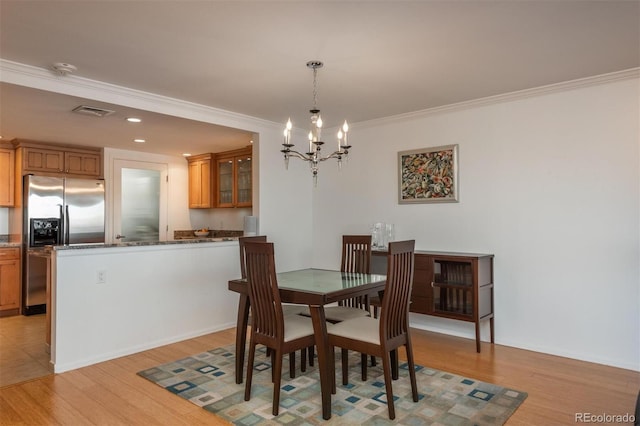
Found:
[312,75,640,371]
[190,207,252,232]
[52,242,240,372]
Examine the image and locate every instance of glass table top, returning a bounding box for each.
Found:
[276,268,386,293]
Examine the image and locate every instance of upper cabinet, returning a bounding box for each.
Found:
[187,153,215,209]
[0,146,15,207]
[14,140,103,178]
[186,146,252,209]
[216,146,252,208]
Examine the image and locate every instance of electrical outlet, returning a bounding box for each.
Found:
[97,270,107,284]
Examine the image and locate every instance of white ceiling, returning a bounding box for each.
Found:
[0,1,638,157]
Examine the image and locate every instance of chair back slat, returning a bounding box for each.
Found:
[244,241,284,343]
[341,235,372,274]
[380,240,415,342]
[239,235,267,279]
[340,235,372,309]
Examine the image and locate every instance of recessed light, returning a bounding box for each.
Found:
[133,139,146,143]
[182,153,191,157]
[127,117,142,123]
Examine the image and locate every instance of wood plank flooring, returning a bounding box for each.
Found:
[0,314,51,388]
[0,326,638,425]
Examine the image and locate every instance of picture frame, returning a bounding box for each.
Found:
[398,144,459,204]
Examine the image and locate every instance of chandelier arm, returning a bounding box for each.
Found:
[318,150,347,161]
[285,150,315,161]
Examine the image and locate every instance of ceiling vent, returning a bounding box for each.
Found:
[72,105,115,117]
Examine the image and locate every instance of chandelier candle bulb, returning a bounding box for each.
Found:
[342,121,349,146]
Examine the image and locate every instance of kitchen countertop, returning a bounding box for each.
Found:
[52,237,238,251]
[0,234,21,248]
[0,242,21,248]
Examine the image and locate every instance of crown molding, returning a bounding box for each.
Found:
[356,68,640,129]
[0,59,280,132]
[2,59,637,132]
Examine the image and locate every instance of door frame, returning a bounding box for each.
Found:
[110,159,168,244]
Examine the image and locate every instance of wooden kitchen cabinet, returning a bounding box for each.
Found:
[216,146,252,208]
[0,146,15,207]
[15,140,103,178]
[0,248,21,315]
[372,249,494,352]
[187,153,215,208]
[64,150,101,176]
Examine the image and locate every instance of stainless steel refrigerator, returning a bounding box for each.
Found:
[23,175,105,315]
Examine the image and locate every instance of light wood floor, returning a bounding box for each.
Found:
[0,326,638,425]
[0,314,52,388]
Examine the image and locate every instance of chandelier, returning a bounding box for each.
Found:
[282,61,351,185]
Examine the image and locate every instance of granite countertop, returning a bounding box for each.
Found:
[174,229,243,240]
[53,237,239,251]
[0,235,21,248]
[0,242,21,248]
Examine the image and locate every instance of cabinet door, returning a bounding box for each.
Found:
[0,148,15,207]
[23,147,64,173]
[65,151,101,177]
[235,155,252,207]
[0,251,20,311]
[188,159,212,208]
[432,258,474,318]
[217,157,234,207]
[410,254,433,315]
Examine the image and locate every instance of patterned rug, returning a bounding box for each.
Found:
[138,345,527,425]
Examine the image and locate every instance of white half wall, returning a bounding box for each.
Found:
[311,75,640,371]
[51,242,240,373]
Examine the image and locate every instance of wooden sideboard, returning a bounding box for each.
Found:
[372,249,494,352]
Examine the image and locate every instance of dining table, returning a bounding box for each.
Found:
[228,268,387,420]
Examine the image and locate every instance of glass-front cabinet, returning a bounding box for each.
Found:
[432,260,474,317]
[216,146,252,208]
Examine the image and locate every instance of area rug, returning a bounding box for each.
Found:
[138,345,527,425]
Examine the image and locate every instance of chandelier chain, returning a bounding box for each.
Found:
[312,67,318,110]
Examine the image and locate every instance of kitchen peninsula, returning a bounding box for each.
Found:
[50,238,241,373]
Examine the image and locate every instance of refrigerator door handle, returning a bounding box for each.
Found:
[65,205,70,245]
[58,204,65,245]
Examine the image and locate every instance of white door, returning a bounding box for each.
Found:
[113,159,168,243]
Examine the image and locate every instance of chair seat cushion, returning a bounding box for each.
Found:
[328,316,380,345]
[323,305,371,322]
[283,315,315,342]
[282,304,308,316]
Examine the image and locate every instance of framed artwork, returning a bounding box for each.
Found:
[398,144,459,204]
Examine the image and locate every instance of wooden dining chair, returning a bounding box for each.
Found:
[243,241,317,416]
[240,236,307,318]
[322,235,373,322]
[327,240,418,420]
[238,236,311,367]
